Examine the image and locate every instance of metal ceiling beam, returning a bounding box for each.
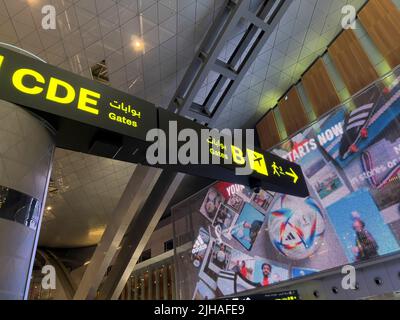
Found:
[73,165,162,300]
[213,60,238,79]
[209,2,290,126]
[167,0,291,127]
[167,0,249,113]
[96,171,185,300]
[227,0,281,70]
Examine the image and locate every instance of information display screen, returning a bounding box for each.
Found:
[224,290,299,300]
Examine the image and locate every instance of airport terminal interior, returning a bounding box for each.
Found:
[0,0,400,301]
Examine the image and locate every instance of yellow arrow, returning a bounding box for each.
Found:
[285,168,298,184]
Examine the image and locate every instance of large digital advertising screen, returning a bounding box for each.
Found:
[172,67,400,300]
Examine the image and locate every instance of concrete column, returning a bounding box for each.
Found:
[96,172,185,300]
[0,99,54,299]
[73,165,162,300]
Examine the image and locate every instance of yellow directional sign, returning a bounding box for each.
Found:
[285,168,299,184]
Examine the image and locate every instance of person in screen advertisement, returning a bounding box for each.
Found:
[232,219,263,249]
[213,243,228,269]
[261,263,272,287]
[240,261,248,279]
[351,211,379,261]
[231,261,240,274]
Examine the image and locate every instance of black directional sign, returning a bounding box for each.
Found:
[0,46,308,197]
[0,46,156,141]
[156,108,309,196]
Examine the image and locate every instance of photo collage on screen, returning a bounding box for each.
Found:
[187,68,400,300]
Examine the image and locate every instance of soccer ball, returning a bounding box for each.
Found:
[268,195,325,260]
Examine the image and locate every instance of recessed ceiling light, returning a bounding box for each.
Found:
[46,206,52,211]
[26,0,39,6]
[131,36,144,52]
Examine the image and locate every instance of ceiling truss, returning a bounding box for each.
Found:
[168,0,291,126]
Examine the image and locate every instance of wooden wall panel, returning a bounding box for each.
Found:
[302,59,341,117]
[359,0,400,69]
[277,87,308,137]
[256,110,280,150]
[328,29,378,95]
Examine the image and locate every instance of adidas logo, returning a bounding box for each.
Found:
[346,103,374,131]
[285,232,296,241]
[192,235,207,254]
